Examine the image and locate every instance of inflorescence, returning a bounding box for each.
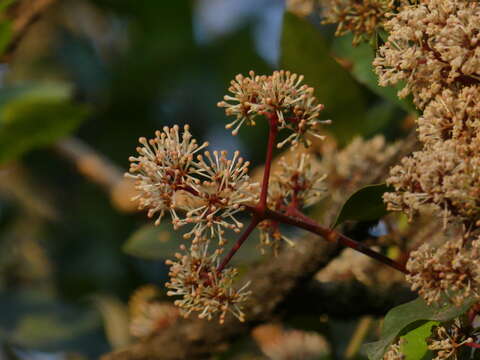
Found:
[218,70,330,148]
[128,71,331,323]
[377,0,480,308]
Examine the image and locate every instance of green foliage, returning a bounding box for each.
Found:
[122,223,181,260]
[123,223,263,265]
[364,297,477,360]
[333,184,391,228]
[331,34,417,115]
[0,290,102,353]
[0,20,12,55]
[399,321,438,360]
[0,83,89,164]
[281,12,369,144]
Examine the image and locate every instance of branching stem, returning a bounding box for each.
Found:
[217,112,408,275]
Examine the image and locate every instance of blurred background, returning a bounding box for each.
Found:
[0,0,411,359]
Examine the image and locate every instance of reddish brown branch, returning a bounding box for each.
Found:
[258,113,278,211]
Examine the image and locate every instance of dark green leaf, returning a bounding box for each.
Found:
[331,34,417,114]
[333,183,390,228]
[0,83,89,164]
[0,20,12,55]
[122,223,181,260]
[0,0,16,13]
[123,223,263,265]
[0,290,101,352]
[400,321,437,360]
[364,297,477,360]
[281,12,368,144]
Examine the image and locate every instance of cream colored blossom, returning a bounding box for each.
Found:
[418,86,480,146]
[384,140,480,224]
[218,71,329,148]
[127,125,208,225]
[374,0,480,109]
[179,150,258,246]
[321,0,393,45]
[165,244,250,324]
[258,153,326,253]
[428,320,473,360]
[383,340,405,360]
[406,237,480,306]
[127,126,258,245]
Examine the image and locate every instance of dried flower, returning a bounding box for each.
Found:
[374,0,480,109]
[321,0,393,46]
[165,244,250,324]
[218,71,329,148]
[406,237,480,306]
[428,320,473,360]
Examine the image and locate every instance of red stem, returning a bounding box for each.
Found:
[217,218,260,272]
[217,115,278,273]
[465,342,480,349]
[216,111,408,275]
[259,113,278,212]
[263,208,408,274]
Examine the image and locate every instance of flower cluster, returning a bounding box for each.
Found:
[417,86,480,146]
[374,0,480,109]
[127,125,258,245]
[128,72,332,324]
[383,340,405,360]
[128,125,256,322]
[427,320,473,360]
[258,153,326,253]
[377,0,480,308]
[385,140,480,224]
[218,71,329,148]
[165,244,250,324]
[406,237,480,306]
[320,0,393,46]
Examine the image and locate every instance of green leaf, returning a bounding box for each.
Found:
[281,12,368,144]
[400,321,438,360]
[0,83,89,164]
[122,223,181,260]
[123,223,263,265]
[331,34,417,115]
[333,183,390,228]
[0,289,101,351]
[364,297,477,360]
[0,20,12,55]
[0,0,16,13]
